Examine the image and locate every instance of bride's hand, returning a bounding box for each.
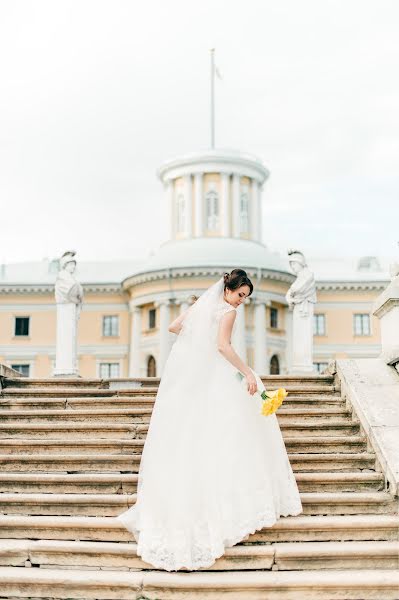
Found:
[245,371,257,396]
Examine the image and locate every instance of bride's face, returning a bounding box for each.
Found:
[224,285,250,308]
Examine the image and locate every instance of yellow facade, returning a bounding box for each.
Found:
[0,276,383,378]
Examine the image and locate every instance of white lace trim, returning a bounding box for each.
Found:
[116,494,303,572]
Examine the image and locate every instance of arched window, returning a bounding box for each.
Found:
[240,186,249,233]
[270,354,280,375]
[206,187,219,231]
[176,192,186,233]
[147,355,156,377]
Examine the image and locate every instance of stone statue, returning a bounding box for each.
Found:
[53,251,84,377]
[389,241,399,282]
[285,249,317,316]
[285,249,317,374]
[55,251,84,308]
[373,241,399,368]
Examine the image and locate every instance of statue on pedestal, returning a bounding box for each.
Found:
[285,249,317,374]
[53,251,84,377]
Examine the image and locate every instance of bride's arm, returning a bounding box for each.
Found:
[217,311,257,395]
[168,307,191,334]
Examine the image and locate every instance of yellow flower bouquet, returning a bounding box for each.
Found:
[236,368,288,416]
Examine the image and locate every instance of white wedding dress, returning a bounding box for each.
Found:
[116,277,303,571]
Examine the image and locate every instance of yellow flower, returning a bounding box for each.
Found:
[261,387,288,416]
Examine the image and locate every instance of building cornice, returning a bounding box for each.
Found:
[316,281,388,292]
[122,266,294,291]
[0,283,123,295]
[157,149,269,184]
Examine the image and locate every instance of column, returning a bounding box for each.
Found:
[257,185,263,242]
[232,173,241,238]
[180,301,189,314]
[194,173,203,237]
[221,172,230,237]
[183,174,192,238]
[128,306,141,377]
[159,299,172,375]
[250,179,260,242]
[53,303,79,376]
[291,302,315,374]
[254,300,268,375]
[285,307,293,373]
[232,303,246,362]
[166,179,175,240]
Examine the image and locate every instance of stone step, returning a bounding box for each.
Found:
[0,491,395,517]
[2,378,108,389]
[0,407,354,424]
[0,420,361,440]
[2,374,334,388]
[0,394,346,410]
[0,383,338,398]
[0,471,384,495]
[1,538,397,571]
[0,435,368,456]
[0,452,377,473]
[1,387,155,398]
[1,514,397,543]
[0,567,397,599]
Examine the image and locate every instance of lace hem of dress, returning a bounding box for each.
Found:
[116,496,303,572]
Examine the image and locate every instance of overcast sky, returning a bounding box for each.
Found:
[0,0,398,265]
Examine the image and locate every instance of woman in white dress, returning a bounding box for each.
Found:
[116,269,302,571]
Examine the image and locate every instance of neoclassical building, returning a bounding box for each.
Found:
[0,149,391,378]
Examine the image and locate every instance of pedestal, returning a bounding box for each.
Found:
[291,303,315,374]
[53,303,79,377]
[373,278,399,367]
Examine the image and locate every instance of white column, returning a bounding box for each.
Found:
[232,173,241,238]
[180,301,189,314]
[285,307,293,373]
[53,303,79,377]
[159,300,172,375]
[254,300,268,375]
[166,179,175,240]
[129,306,141,377]
[257,184,263,242]
[183,174,192,238]
[194,173,203,237]
[221,172,230,237]
[251,179,259,242]
[232,303,246,362]
[291,303,315,374]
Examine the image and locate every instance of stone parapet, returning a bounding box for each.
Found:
[336,358,399,496]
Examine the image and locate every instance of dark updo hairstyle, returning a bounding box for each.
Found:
[223,269,253,296]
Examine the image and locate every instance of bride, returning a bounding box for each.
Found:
[116,269,303,571]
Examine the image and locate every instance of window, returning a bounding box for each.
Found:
[270,307,278,329]
[314,362,329,374]
[147,355,156,377]
[102,315,119,337]
[11,364,30,376]
[206,187,219,231]
[149,308,156,329]
[353,314,370,336]
[99,362,120,378]
[270,355,280,374]
[176,192,186,233]
[314,314,326,336]
[239,186,249,233]
[15,317,30,336]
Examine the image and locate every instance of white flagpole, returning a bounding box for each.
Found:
[210,48,215,149]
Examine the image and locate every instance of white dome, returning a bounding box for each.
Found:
[134,237,290,275]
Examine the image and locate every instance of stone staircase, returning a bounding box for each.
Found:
[0,374,398,599]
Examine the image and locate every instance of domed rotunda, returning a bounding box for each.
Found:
[122,148,295,377]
